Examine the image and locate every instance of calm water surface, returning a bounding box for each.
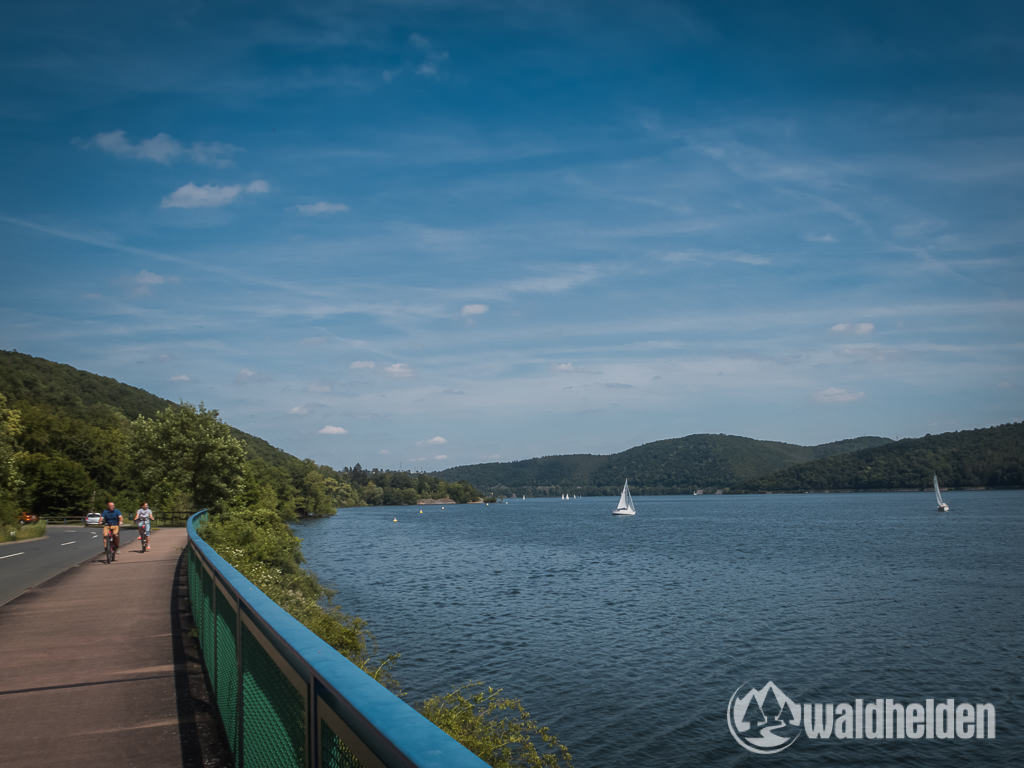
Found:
[295,491,1023,766]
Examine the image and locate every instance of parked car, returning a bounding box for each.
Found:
[84,512,103,527]
[18,511,39,524]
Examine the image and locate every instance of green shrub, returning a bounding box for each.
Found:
[420,683,573,768]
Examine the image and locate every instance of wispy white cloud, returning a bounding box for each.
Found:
[82,130,239,166]
[161,180,269,208]
[385,363,413,377]
[554,362,575,372]
[309,382,332,393]
[420,435,447,446]
[350,360,375,369]
[170,374,190,382]
[318,425,348,435]
[805,233,837,243]
[660,249,772,266]
[460,303,488,317]
[288,405,309,415]
[130,269,178,295]
[814,386,865,403]
[296,201,350,215]
[410,33,449,77]
[831,322,875,335]
[433,454,448,460]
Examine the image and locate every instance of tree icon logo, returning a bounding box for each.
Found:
[727,681,803,754]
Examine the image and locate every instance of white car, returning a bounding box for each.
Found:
[84,512,103,527]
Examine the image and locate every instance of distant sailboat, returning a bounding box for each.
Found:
[934,473,950,512]
[612,479,636,516]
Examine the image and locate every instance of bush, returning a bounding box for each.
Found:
[420,683,573,768]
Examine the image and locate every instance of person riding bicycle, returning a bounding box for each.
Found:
[134,502,154,551]
[101,501,122,558]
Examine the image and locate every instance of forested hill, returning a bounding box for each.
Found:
[0,349,308,471]
[436,434,892,496]
[744,422,1024,491]
[0,350,480,520]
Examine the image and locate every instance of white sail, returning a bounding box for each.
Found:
[612,479,636,516]
[934,473,949,511]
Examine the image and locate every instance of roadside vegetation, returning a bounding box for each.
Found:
[3,519,46,542]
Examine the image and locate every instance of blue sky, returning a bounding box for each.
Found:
[1,1,1022,471]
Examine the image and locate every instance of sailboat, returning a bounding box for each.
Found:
[933,473,949,512]
[612,479,636,516]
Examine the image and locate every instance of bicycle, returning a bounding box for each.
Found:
[139,521,149,553]
[104,530,117,563]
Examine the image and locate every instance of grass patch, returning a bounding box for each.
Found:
[5,520,47,541]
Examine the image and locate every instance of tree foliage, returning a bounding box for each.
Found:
[744,422,1024,491]
[0,350,480,517]
[436,434,894,496]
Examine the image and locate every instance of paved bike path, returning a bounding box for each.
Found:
[0,528,229,768]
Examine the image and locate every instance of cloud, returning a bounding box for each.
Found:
[288,405,309,415]
[296,201,350,215]
[131,269,178,295]
[420,435,447,446]
[170,374,190,382]
[308,382,332,393]
[385,363,413,377]
[350,360,375,369]
[831,322,875,335]
[433,454,448,461]
[460,303,489,317]
[161,180,269,208]
[83,130,239,166]
[661,249,771,266]
[410,33,449,77]
[378,448,390,455]
[554,362,575,372]
[814,386,865,403]
[318,425,348,435]
[805,233,837,243]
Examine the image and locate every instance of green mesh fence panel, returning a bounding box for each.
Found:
[215,592,240,755]
[321,720,363,768]
[242,622,306,768]
[200,567,216,674]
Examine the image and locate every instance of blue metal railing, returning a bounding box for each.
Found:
[186,510,489,768]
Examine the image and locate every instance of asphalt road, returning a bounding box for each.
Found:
[0,524,130,606]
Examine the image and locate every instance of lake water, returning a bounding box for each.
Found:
[294,491,1023,766]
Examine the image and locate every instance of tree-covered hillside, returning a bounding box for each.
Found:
[744,422,1024,491]
[0,350,479,523]
[436,434,892,496]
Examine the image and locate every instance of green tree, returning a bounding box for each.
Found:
[18,453,95,516]
[131,402,246,511]
[0,393,24,526]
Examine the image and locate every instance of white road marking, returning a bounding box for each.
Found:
[61,541,77,546]
[0,552,25,560]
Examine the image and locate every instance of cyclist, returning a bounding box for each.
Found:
[101,501,123,560]
[135,502,154,551]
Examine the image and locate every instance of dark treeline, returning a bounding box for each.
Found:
[743,422,1024,491]
[0,350,478,525]
[436,434,893,496]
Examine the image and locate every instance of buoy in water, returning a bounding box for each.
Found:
[392,517,398,523]
[419,509,423,513]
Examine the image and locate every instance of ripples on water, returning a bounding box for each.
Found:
[295,491,1023,767]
